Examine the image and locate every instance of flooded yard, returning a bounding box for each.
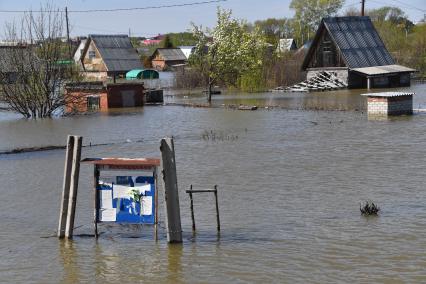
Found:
[1,84,426,282]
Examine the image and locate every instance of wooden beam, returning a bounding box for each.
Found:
[57,135,74,238]
[189,185,195,232]
[93,165,100,238]
[65,136,83,239]
[160,137,182,243]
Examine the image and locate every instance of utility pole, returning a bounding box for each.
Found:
[65,7,71,59]
[129,28,131,38]
[361,0,365,16]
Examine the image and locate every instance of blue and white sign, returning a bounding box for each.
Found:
[98,176,156,224]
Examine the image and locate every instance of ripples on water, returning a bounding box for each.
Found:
[1,86,426,282]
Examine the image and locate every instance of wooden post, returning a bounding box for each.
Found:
[160,137,182,243]
[214,185,220,232]
[58,135,74,238]
[93,165,100,238]
[65,136,83,239]
[154,167,159,241]
[361,0,365,16]
[189,184,195,232]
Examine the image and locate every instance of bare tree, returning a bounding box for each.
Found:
[0,4,81,119]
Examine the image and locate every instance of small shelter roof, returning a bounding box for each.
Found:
[303,16,395,69]
[82,34,143,72]
[351,64,416,76]
[153,48,187,61]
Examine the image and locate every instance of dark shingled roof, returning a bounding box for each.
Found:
[303,16,395,69]
[86,34,143,72]
[153,48,187,61]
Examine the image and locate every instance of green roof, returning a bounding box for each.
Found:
[126,69,159,79]
[126,69,144,79]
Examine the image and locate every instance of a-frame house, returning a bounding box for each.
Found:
[302,16,415,89]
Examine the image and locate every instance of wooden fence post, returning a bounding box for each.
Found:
[189,184,196,232]
[93,165,100,238]
[160,137,183,243]
[65,136,83,239]
[214,185,220,232]
[58,135,74,238]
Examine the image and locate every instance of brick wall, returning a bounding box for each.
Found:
[367,95,413,115]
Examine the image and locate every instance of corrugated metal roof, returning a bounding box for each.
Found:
[303,16,396,69]
[351,64,416,76]
[89,35,143,72]
[361,92,414,97]
[156,48,187,61]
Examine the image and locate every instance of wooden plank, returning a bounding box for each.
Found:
[94,165,100,238]
[189,185,195,232]
[57,135,74,238]
[65,136,83,239]
[214,185,220,232]
[160,137,182,243]
[154,167,158,241]
[186,189,217,193]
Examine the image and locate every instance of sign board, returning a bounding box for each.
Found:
[98,176,156,224]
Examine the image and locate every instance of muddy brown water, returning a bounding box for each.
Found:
[1,85,426,283]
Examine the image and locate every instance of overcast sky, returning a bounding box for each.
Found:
[0,0,424,38]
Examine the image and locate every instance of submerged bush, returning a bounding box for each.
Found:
[360,201,380,216]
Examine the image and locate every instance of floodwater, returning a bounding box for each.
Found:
[1,84,426,283]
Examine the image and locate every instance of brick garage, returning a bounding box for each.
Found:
[362,92,414,116]
[65,82,145,113]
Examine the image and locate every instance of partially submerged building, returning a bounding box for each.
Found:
[150,48,187,71]
[65,81,163,113]
[65,82,145,113]
[78,34,143,80]
[302,16,416,89]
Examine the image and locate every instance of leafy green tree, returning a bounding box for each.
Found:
[253,18,295,46]
[161,34,174,48]
[190,8,267,101]
[290,0,343,44]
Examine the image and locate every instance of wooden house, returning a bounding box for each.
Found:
[302,16,416,89]
[0,46,31,83]
[79,35,143,80]
[150,48,187,71]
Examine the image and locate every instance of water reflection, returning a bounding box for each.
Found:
[167,244,183,283]
[59,240,80,284]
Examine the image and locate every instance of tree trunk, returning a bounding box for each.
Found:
[207,77,213,103]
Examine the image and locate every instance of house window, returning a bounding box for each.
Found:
[88,50,96,59]
[87,96,100,110]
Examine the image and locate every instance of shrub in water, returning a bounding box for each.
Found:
[360,201,380,216]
